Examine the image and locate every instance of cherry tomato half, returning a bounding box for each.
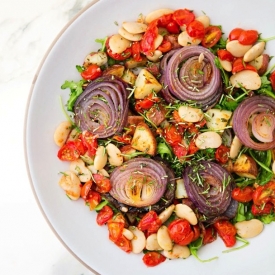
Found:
[97,205,114,226]
[114,235,132,253]
[81,64,102,80]
[166,21,180,34]
[107,221,124,242]
[157,39,172,53]
[93,174,112,193]
[238,30,258,45]
[253,181,275,206]
[164,125,182,146]
[201,26,222,48]
[57,140,86,161]
[106,36,132,61]
[228,28,244,41]
[138,211,162,235]
[203,225,217,245]
[215,144,230,164]
[168,219,194,246]
[251,202,274,216]
[213,220,236,247]
[172,144,188,160]
[81,131,98,157]
[142,252,166,267]
[80,180,93,200]
[86,190,101,210]
[172,9,195,26]
[231,186,254,203]
[217,49,234,62]
[140,20,158,56]
[186,20,205,39]
[131,41,142,61]
[232,57,257,74]
[270,70,275,91]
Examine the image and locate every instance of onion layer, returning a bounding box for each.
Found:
[74,76,129,138]
[232,95,275,150]
[109,158,172,208]
[161,46,222,110]
[182,161,234,218]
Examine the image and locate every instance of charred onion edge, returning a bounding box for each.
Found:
[232,95,275,150]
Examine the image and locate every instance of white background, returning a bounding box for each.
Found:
[0,0,96,274]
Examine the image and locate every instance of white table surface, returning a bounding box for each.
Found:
[0,0,96,274]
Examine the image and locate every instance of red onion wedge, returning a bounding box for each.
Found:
[232,95,275,150]
[74,76,129,138]
[182,161,234,219]
[109,158,171,208]
[163,46,222,110]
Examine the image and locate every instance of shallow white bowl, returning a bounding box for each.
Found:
[25,0,275,274]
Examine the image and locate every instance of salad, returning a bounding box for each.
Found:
[53,7,275,267]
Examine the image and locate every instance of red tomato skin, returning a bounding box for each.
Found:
[213,220,236,247]
[107,221,124,242]
[251,202,273,216]
[164,125,182,146]
[96,205,114,226]
[232,58,257,74]
[201,26,222,48]
[80,180,93,200]
[186,20,205,39]
[238,30,258,45]
[86,190,101,210]
[157,39,172,53]
[172,9,195,26]
[270,71,275,91]
[172,144,188,160]
[138,211,162,235]
[142,252,166,267]
[114,235,132,253]
[140,20,158,56]
[81,64,102,80]
[232,186,254,203]
[81,131,98,157]
[229,28,244,41]
[203,226,217,245]
[106,36,132,60]
[215,145,230,164]
[217,49,234,62]
[57,140,85,161]
[166,21,180,34]
[131,41,142,61]
[157,13,173,27]
[168,219,194,246]
[93,174,112,193]
[188,139,199,155]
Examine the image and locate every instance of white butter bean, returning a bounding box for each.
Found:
[93,146,107,170]
[226,40,252,57]
[123,228,134,240]
[122,21,147,34]
[146,233,162,251]
[196,15,210,28]
[162,244,190,259]
[178,105,204,123]
[118,27,143,41]
[158,204,175,224]
[106,143,123,166]
[53,121,72,147]
[195,131,222,149]
[243,42,265,63]
[175,179,188,199]
[230,70,261,90]
[175,204,198,225]
[178,31,201,47]
[59,171,81,200]
[129,226,146,253]
[235,219,264,239]
[219,58,232,72]
[108,34,131,54]
[230,135,243,159]
[145,9,174,24]
[70,159,92,182]
[84,51,108,66]
[157,225,173,251]
[146,50,162,62]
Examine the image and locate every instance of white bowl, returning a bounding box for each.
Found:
[25,0,275,274]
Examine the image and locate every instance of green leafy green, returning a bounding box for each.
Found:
[61,79,86,111]
[95,37,107,52]
[214,57,229,87]
[157,138,173,161]
[259,213,275,224]
[233,203,247,223]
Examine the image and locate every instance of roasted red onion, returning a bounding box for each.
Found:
[74,76,129,138]
[109,158,171,208]
[232,95,275,150]
[182,161,234,218]
[162,46,222,110]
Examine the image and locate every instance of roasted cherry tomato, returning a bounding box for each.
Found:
[113,134,132,144]
[201,26,222,48]
[157,39,172,53]
[80,180,93,200]
[215,144,230,164]
[97,205,114,226]
[131,41,142,61]
[142,252,166,267]
[135,93,157,112]
[81,64,102,80]
[114,235,132,253]
[86,190,101,210]
[232,57,257,74]
[106,36,132,61]
[217,49,234,62]
[93,174,112,193]
[164,125,182,146]
[192,224,201,242]
[253,181,275,206]
[138,211,162,235]
[228,28,244,41]
[57,140,86,161]
[81,131,98,156]
[168,219,194,246]
[107,221,124,242]
[238,30,258,45]
[172,144,188,160]
[172,9,195,26]
[188,139,199,155]
[203,225,217,245]
[140,20,158,56]
[186,20,205,39]
[251,202,274,216]
[231,186,254,203]
[213,220,236,247]
[270,70,275,91]
[166,21,180,34]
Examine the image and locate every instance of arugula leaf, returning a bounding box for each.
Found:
[95,37,107,52]
[259,213,275,224]
[233,203,246,223]
[157,139,173,161]
[214,57,229,87]
[61,79,86,111]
